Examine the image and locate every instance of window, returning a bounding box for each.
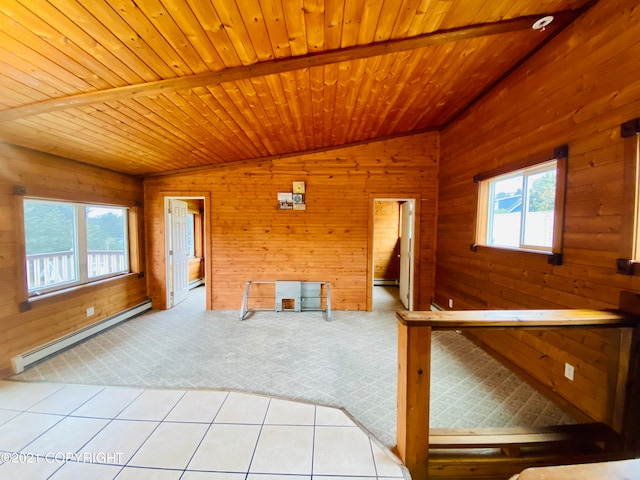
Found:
[474,146,567,258]
[479,161,557,251]
[187,213,195,258]
[24,199,129,295]
[618,118,640,274]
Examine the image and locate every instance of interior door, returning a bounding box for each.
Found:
[399,201,413,309]
[170,199,189,306]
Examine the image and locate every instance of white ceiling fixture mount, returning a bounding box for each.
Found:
[532,16,555,31]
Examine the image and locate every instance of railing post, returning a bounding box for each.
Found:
[397,319,432,479]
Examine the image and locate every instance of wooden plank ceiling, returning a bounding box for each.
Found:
[0,0,594,176]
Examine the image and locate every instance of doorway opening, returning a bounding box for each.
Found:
[369,197,418,312]
[165,196,206,309]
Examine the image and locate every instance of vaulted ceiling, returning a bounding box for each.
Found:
[0,0,594,176]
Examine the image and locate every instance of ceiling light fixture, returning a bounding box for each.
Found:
[532,16,555,31]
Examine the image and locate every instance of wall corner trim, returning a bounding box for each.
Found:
[616,258,636,276]
[553,145,569,159]
[547,253,563,265]
[621,118,640,138]
[18,301,32,313]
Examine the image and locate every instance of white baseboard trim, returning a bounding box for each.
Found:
[11,300,152,374]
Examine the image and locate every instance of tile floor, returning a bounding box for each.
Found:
[0,380,407,480]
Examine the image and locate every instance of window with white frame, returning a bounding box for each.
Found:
[187,213,196,258]
[23,199,129,295]
[481,161,557,250]
[476,158,564,254]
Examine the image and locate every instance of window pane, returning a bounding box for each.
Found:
[24,200,77,291]
[187,213,195,257]
[86,206,128,278]
[523,170,556,248]
[488,176,523,248]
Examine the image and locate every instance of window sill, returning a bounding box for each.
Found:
[20,272,141,312]
[470,244,562,265]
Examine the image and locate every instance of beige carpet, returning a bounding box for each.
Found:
[13,286,575,447]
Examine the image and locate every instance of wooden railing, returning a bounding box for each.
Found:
[26,250,126,290]
[396,309,640,479]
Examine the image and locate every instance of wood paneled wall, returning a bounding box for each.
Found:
[374,201,401,282]
[144,134,439,311]
[437,0,640,427]
[0,143,148,375]
[188,259,204,283]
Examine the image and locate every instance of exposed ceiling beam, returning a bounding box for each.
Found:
[0,10,579,123]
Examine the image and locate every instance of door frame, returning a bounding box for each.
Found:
[163,193,210,309]
[367,194,421,312]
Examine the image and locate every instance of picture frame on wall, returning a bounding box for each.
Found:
[277,192,293,209]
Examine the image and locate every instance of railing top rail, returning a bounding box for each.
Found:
[26,250,124,258]
[396,309,640,329]
[25,250,74,259]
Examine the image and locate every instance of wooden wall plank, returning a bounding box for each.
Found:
[303,0,325,52]
[156,0,225,70]
[437,0,640,428]
[282,0,307,56]
[47,0,174,79]
[0,8,116,90]
[4,0,146,85]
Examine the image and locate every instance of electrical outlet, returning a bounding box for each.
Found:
[564,362,575,381]
[448,298,453,308]
[86,306,95,317]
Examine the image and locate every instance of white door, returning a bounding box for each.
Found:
[399,201,413,309]
[170,199,189,306]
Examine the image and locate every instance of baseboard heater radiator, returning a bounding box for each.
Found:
[374,279,398,286]
[11,300,152,374]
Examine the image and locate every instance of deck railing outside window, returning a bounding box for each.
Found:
[26,250,127,291]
